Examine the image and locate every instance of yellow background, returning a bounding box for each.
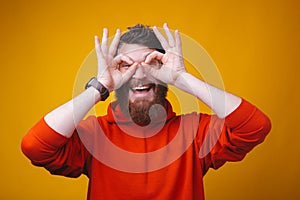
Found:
[1,0,299,199]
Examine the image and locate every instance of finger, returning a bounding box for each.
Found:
[94,35,101,55]
[144,51,164,64]
[101,28,109,56]
[95,35,105,62]
[143,65,160,80]
[121,62,138,83]
[112,54,133,67]
[174,29,182,51]
[95,35,108,76]
[153,25,169,50]
[109,29,121,56]
[163,23,175,47]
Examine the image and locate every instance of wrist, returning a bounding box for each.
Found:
[86,86,102,103]
[173,72,200,97]
[97,79,113,93]
[173,72,189,87]
[85,77,110,101]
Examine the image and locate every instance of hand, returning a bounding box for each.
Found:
[95,28,138,91]
[143,23,186,85]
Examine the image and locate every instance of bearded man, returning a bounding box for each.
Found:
[21,23,271,200]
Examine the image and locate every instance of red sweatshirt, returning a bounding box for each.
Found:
[21,99,271,200]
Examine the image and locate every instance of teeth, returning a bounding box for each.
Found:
[132,86,150,90]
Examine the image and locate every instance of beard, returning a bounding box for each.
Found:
[115,80,168,126]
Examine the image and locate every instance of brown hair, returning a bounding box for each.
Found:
[117,24,165,54]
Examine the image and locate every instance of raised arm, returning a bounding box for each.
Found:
[144,23,241,118]
[21,28,138,172]
[43,29,137,138]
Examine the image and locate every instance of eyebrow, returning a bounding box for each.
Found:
[126,51,154,63]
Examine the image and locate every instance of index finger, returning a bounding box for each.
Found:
[144,51,164,64]
[111,54,133,67]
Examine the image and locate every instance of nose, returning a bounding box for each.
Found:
[132,64,145,79]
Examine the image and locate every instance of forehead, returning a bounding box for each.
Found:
[118,44,154,63]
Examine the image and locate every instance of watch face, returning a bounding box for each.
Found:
[85,78,98,89]
[91,78,100,88]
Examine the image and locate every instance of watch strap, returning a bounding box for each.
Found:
[85,77,109,101]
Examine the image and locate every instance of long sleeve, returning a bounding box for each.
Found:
[21,117,92,177]
[198,99,271,174]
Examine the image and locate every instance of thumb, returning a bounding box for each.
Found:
[143,64,160,79]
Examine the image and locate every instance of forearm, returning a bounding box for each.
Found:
[44,87,101,138]
[174,72,242,118]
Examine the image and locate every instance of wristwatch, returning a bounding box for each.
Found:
[85,77,109,101]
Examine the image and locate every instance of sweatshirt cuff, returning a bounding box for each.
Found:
[225,99,257,128]
[32,117,71,147]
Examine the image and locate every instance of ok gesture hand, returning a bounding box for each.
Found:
[95,28,137,92]
[144,23,186,85]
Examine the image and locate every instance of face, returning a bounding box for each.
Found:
[116,44,168,125]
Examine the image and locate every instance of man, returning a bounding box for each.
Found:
[21,23,271,199]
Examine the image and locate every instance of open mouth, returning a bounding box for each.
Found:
[130,84,155,93]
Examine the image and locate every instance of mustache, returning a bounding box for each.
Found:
[129,78,155,88]
[128,77,167,88]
